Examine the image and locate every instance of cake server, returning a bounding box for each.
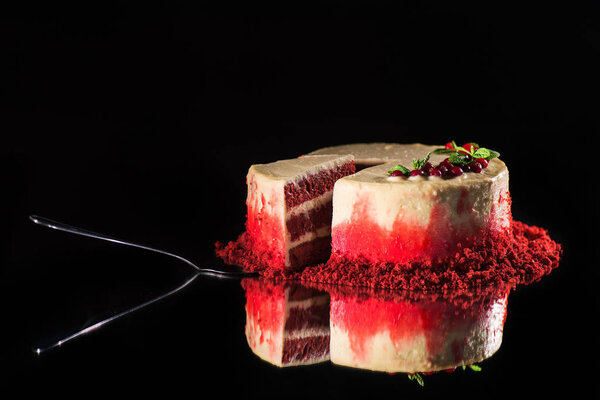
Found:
[29,215,254,278]
[28,214,256,354]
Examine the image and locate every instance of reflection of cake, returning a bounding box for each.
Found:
[242,278,331,367]
[233,154,355,270]
[327,285,510,373]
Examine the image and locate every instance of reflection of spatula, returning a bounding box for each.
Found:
[32,270,201,354]
[29,215,253,278]
[29,215,256,354]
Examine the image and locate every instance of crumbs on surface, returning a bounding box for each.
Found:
[215,220,562,292]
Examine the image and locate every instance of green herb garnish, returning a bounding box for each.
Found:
[387,141,499,177]
[407,372,424,387]
[387,164,411,176]
[462,364,482,372]
[433,141,500,164]
[412,151,432,170]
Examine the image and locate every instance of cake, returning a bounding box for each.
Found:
[327,284,510,373]
[310,142,511,265]
[241,154,355,269]
[217,142,559,290]
[242,278,331,367]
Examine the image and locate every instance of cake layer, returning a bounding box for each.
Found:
[246,154,355,268]
[282,336,330,366]
[286,197,333,241]
[287,235,332,269]
[284,161,356,208]
[284,303,330,332]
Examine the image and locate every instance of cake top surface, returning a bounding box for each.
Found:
[307,143,441,165]
[308,142,507,187]
[249,154,354,181]
[340,159,507,187]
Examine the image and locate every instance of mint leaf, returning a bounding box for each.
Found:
[448,152,471,165]
[472,147,500,160]
[412,152,432,170]
[388,164,410,176]
[487,149,500,159]
[432,148,456,155]
[407,373,424,387]
[454,146,472,155]
[469,364,482,372]
[472,148,491,159]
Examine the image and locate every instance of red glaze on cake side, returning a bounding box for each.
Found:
[246,173,287,268]
[331,158,510,265]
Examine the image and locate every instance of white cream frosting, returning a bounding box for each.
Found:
[308,142,442,166]
[250,154,355,183]
[332,159,509,231]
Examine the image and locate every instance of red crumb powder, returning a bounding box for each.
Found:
[215,220,562,291]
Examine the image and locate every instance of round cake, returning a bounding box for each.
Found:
[217,141,560,291]
[311,143,511,265]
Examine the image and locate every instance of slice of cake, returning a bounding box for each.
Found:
[236,154,355,270]
[242,278,331,367]
[328,284,510,373]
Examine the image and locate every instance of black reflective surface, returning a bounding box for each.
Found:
[3,4,599,397]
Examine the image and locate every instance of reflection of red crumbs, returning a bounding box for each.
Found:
[215,220,561,291]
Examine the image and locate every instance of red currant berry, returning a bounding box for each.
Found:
[469,162,483,173]
[429,167,442,177]
[438,163,449,174]
[440,159,452,168]
[463,143,474,152]
[475,158,489,168]
[390,170,404,177]
[449,166,463,176]
[409,169,424,176]
[445,142,454,149]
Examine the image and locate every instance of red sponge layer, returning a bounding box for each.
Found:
[284,162,355,209]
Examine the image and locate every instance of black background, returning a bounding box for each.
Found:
[2,2,599,398]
